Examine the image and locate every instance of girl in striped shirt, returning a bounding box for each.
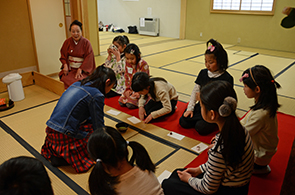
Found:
[162,81,254,195]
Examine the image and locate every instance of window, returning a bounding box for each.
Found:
[211,0,276,15]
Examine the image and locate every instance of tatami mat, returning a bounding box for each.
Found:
[0,127,76,195]
[155,149,197,177]
[1,32,295,194]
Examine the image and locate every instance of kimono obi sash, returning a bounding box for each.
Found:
[69,56,84,68]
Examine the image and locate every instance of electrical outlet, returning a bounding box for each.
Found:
[237,38,241,43]
[200,32,202,37]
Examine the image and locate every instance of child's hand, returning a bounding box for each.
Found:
[144,114,153,123]
[138,107,146,120]
[210,136,216,144]
[124,90,132,98]
[183,167,202,177]
[184,110,193,118]
[107,48,112,56]
[208,136,216,149]
[177,170,192,183]
[131,92,140,99]
[208,144,214,150]
[112,48,121,61]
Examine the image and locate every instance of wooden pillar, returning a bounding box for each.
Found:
[70,0,100,55]
[179,0,187,40]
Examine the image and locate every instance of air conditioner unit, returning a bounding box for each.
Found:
[139,18,160,36]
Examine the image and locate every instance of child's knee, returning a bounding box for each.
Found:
[179,116,192,128]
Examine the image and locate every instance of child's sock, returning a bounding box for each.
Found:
[253,164,271,174]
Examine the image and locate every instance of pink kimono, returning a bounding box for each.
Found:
[118,59,149,107]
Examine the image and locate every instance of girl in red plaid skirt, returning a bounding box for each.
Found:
[41,65,117,173]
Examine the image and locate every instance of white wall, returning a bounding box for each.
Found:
[97,0,181,38]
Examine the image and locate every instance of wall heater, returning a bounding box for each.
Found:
[138,18,160,36]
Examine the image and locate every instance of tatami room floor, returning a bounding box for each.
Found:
[0,32,294,194]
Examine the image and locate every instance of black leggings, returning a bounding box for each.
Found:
[179,102,218,135]
[162,169,250,195]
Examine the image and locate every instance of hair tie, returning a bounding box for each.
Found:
[239,73,249,82]
[218,97,237,117]
[249,68,258,86]
[207,45,215,52]
[126,141,129,145]
[271,80,275,83]
[96,159,102,163]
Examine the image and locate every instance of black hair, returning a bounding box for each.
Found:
[124,43,141,65]
[200,81,245,169]
[131,72,167,100]
[113,35,129,47]
[80,65,117,96]
[205,39,228,71]
[241,65,281,117]
[87,126,156,195]
[0,156,54,195]
[69,20,82,31]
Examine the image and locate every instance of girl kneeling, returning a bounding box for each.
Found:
[131,72,178,123]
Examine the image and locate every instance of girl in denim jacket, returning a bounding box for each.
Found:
[41,65,117,173]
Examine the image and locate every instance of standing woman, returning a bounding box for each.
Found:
[59,20,96,89]
[41,66,117,173]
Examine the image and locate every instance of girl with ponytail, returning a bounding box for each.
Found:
[87,126,163,195]
[163,81,254,195]
[240,65,280,174]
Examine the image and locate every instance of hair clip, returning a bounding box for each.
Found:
[207,45,215,52]
[239,73,249,82]
[130,49,135,54]
[96,159,102,163]
[126,141,129,145]
[271,80,275,83]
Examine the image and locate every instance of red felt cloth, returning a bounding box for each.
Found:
[104,96,217,144]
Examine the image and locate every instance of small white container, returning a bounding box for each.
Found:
[2,73,25,101]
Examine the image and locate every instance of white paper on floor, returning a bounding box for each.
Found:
[157,170,172,184]
[167,131,185,140]
[106,109,121,116]
[191,142,209,153]
[127,116,141,124]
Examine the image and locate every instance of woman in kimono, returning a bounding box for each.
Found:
[59,20,96,89]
